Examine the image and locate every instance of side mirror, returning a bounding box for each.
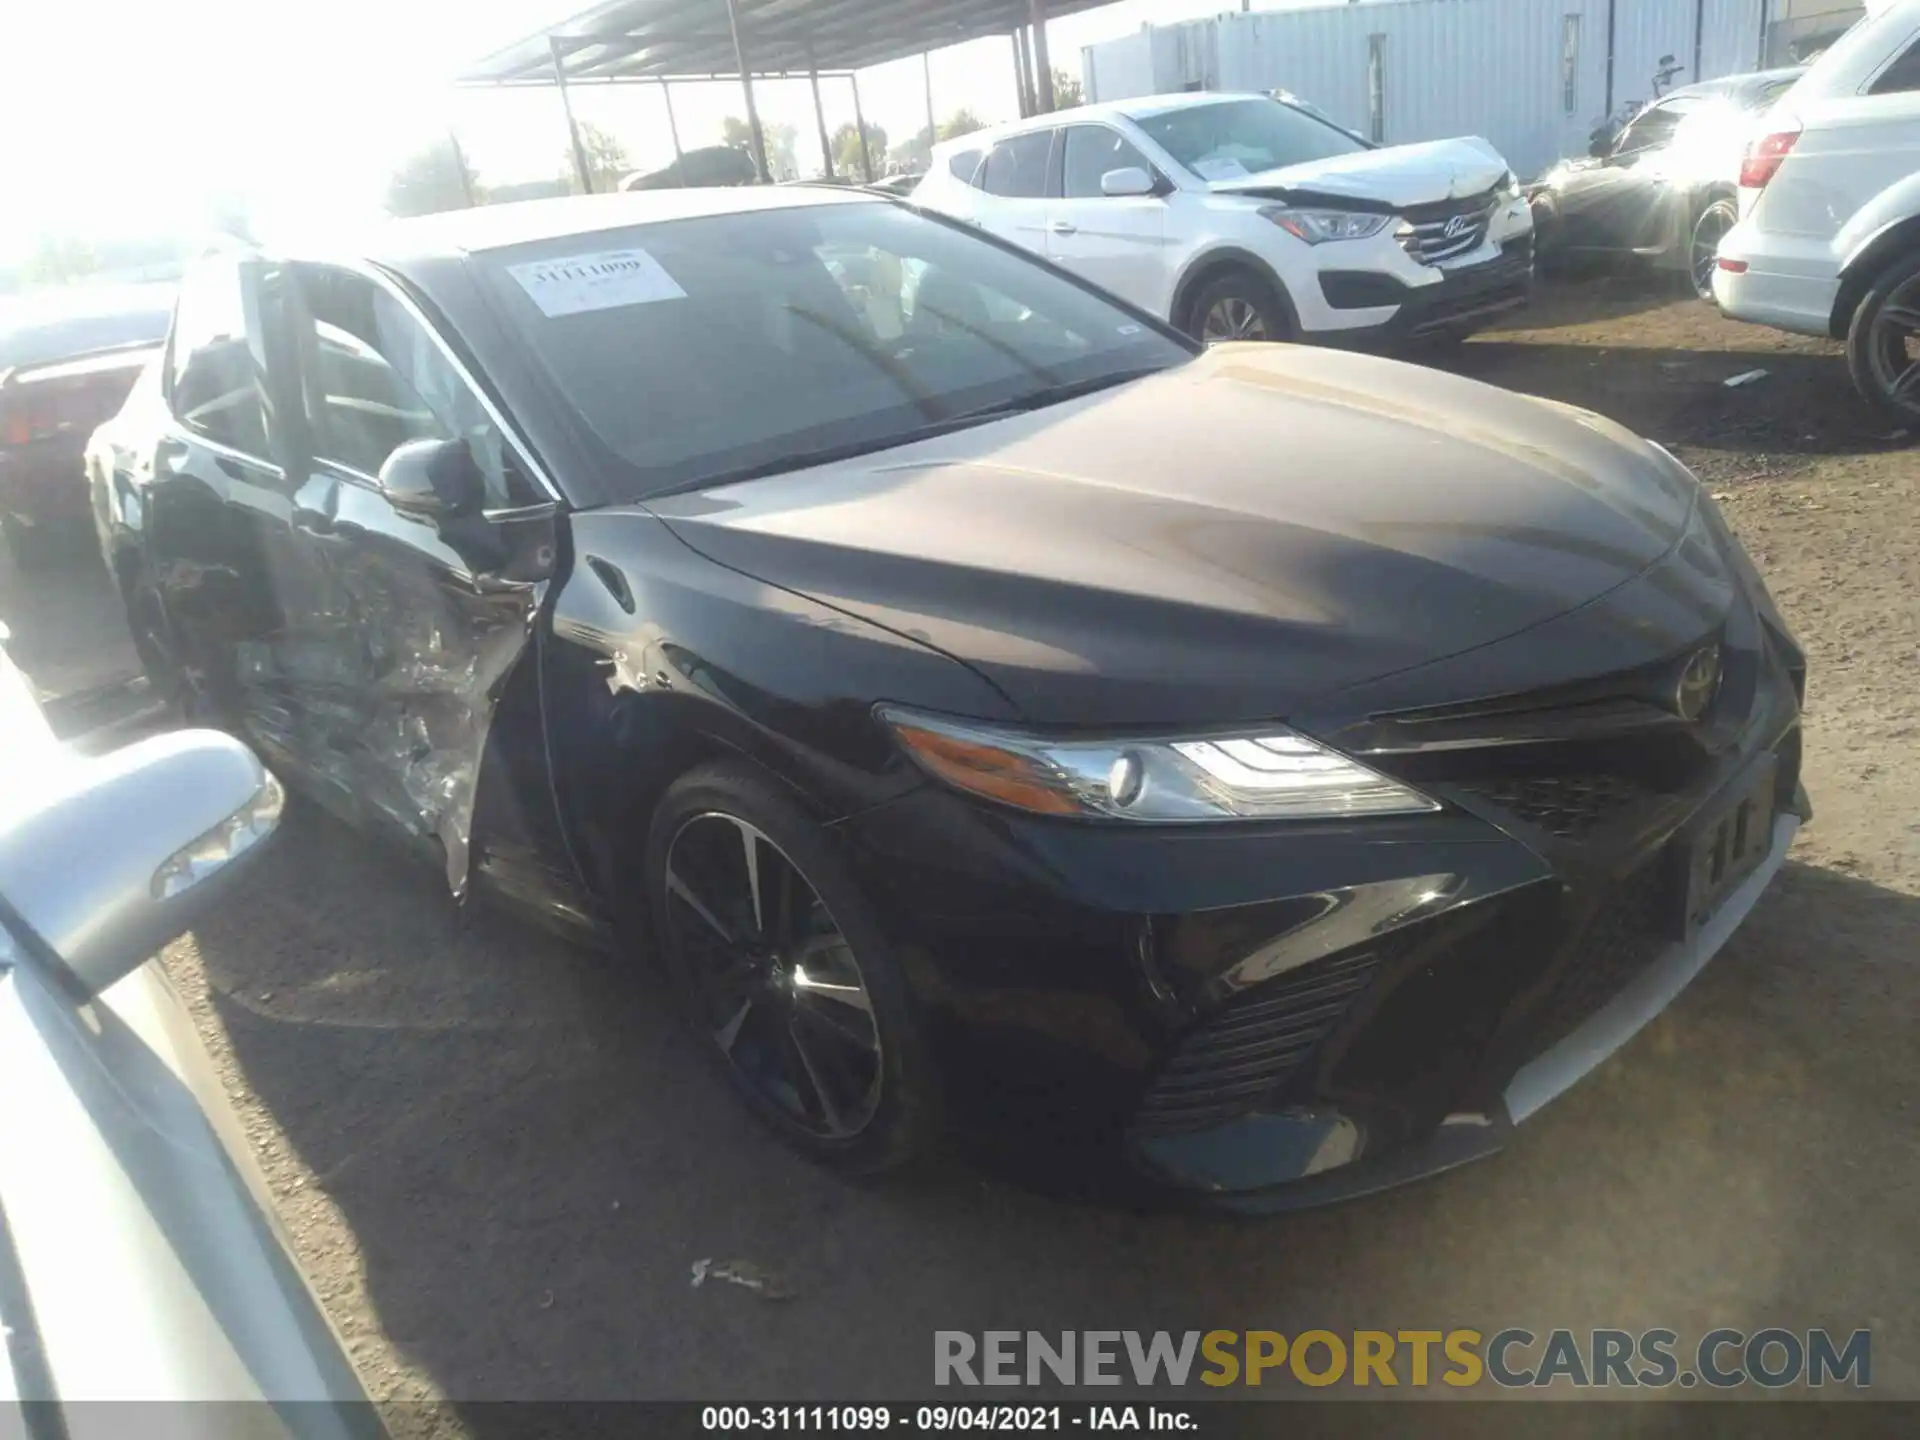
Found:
[1100,166,1157,198]
[0,731,283,1001]
[378,437,486,521]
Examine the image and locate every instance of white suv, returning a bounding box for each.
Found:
[912,92,1534,348]
[1713,0,1920,424]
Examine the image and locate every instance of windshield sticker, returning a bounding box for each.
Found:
[506,248,687,317]
[1193,157,1251,181]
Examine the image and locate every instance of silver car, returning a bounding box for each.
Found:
[0,629,380,1434]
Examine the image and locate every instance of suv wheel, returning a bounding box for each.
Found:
[645,761,937,1174]
[1689,198,1738,302]
[1186,269,1297,344]
[1846,251,1920,429]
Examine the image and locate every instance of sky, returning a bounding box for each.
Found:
[0,0,1241,266]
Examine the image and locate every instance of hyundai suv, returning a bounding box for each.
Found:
[912,92,1534,349]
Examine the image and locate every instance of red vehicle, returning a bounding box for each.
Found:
[0,284,173,565]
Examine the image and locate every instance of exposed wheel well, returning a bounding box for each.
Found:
[1831,216,1920,339]
[1171,251,1298,334]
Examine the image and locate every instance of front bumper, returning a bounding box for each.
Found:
[829,573,1808,1207]
[1316,242,1535,345]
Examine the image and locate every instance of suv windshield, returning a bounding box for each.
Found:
[1133,97,1367,181]
[479,201,1190,499]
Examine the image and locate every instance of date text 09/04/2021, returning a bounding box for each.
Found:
[702,1407,1190,1432]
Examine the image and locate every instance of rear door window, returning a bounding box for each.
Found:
[978,131,1056,198]
[1870,39,1920,94]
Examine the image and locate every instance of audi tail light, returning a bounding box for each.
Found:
[1740,126,1801,190]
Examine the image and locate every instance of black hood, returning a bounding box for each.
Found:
[645,345,1699,726]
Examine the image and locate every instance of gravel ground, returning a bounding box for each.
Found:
[7,277,1916,1414]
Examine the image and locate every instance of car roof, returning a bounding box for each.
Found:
[341,184,891,267]
[931,92,1279,151]
[1659,66,1805,106]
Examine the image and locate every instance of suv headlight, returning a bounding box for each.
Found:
[879,707,1438,822]
[1259,207,1394,244]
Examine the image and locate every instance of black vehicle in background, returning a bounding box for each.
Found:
[90,188,1808,1208]
[1529,68,1803,300]
[621,145,759,191]
[1,283,172,565]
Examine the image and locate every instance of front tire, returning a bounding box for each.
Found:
[1689,198,1738,303]
[645,761,937,1174]
[1846,251,1920,431]
[1185,268,1297,345]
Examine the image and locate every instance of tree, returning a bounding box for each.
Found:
[385,140,480,218]
[1051,68,1084,109]
[22,233,98,286]
[887,110,987,173]
[831,120,887,179]
[566,120,633,193]
[721,116,799,180]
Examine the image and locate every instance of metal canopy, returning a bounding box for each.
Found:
[457,0,1113,85]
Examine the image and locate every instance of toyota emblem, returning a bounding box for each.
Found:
[1673,644,1723,722]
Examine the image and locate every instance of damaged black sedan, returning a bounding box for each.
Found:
[90,188,1809,1207]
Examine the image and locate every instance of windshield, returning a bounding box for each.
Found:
[479,200,1190,500]
[1132,97,1367,182]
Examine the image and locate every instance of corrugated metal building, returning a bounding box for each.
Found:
[1081,0,1781,180]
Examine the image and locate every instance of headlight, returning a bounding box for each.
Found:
[1501,170,1523,199]
[1259,207,1394,244]
[878,707,1438,822]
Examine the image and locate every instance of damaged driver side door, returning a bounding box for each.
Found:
[264,262,560,895]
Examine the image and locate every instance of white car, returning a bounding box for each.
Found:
[0,629,378,1427]
[1713,0,1920,424]
[911,92,1535,348]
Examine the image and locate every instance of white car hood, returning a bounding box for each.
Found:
[1206,136,1510,206]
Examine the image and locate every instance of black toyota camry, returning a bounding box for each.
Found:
[89,187,1809,1208]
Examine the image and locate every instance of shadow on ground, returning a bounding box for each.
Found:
[179,803,1920,1404]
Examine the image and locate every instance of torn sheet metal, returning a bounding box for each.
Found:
[235,498,554,900]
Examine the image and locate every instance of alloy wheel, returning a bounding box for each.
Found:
[1690,205,1735,301]
[662,812,883,1139]
[1865,274,1920,421]
[1201,296,1271,343]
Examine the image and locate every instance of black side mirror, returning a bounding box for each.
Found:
[378,437,485,520]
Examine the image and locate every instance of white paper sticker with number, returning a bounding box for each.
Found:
[506,248,687,317]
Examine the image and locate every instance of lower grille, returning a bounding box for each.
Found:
[1453,772,1662,841]
[1527,865,1668,1050]
[1134,949,1380,1135]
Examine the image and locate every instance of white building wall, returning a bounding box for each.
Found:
[1081,0,1772,181]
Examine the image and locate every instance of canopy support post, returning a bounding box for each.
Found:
[1029,0,1054,112]
[922,51,936,154]
[660,79,684,164]
[850,73,876,182]
[550,36,594,193]
[722,0,771,182]
[809,59,835,180]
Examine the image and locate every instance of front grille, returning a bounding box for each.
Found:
[1399,196,1497,265]
[1527,864,1668,1050]
[1134,949,1380,1135]
[1452,773,1662,841]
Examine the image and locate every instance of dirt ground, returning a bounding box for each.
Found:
[7,276,1916,1415]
